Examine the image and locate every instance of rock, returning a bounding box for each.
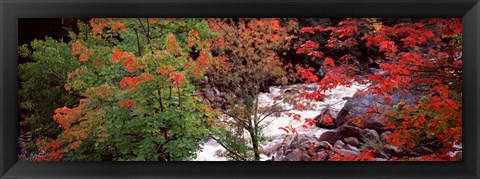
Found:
[269,134,322,161]
[202,88,216,102]
[311,151,329,161]
[314,107,337,129]
[212,102,222,109]
[380,131,392,143]
[214,96,224,103]
[299,140,321,150]
[377,151,391,159]
[334,140,345,149]
[344,144,360,153]
[343,137,359,147]
[319,125,379,145]
[375,158,388,161]
[283,148,302,161]
[319,126,362,145]
[290,134,318,149]
[333,148,361,156]
[360,129,380,142]
[301,154,312,161]
[335,89,422,132]
[305,84,319,91]
[283,88,299,95]
[273,148,312,161]
[317,141,333,150]
[406,151,421,157]
[412,146,434,155]
[363,120,387,133]
[213,87,221,96]
[383,144,403,157]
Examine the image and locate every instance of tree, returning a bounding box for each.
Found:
[289,18,462,161]
[19,38,82,155]
[204,18,297,160]
[33,18,221,161]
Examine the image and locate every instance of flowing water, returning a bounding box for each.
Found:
[194,83,368,161]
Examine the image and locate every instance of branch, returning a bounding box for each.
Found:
[211,137,247,161]
[137,18,151,44]
[134,28,142,56]
[221,111,251,131]
[258,108,293,125]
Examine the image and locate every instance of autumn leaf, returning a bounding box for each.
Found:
[323,115,333,124]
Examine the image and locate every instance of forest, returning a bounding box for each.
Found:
[18,18,462,161]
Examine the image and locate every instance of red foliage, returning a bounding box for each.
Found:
[294,18,462,161]
[111,48,141,73]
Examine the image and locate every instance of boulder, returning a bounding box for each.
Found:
[360,129,380,142]
[283,148,302,161]
[335,89,422,133]
[343,137,360,147]
[317,141,333,150]
[344,144,360,153]
[289,134,318,149]
[319,125,379,145]
[269,134,321,161]
[314,107,337,129]
[363,120,387,133]
[334,140,345,149]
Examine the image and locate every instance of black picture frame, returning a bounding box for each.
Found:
[1,0,479,178]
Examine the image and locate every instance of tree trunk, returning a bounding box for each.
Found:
[250,130,260,161]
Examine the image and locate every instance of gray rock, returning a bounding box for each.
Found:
[363,120,387,133]
[378,151,391,159]
[344,144,360,153]
[269,134,321,161]
[334,140,345,149]
[383,144,403,157]
[343,137,360,147]
[214,96,224,103]
[333,148,361,156]
[317,141,333,150]
[283,148,302,161]
[315,107,337,129]
[319,125,380,145]
[319,125,363,145]
[375,158,388,161]
[213,87,221,96]
[380,131,392,143]
[335,89,422,132]
[290,134,317,149]
[360,129,380,142]
[203,88,216,102]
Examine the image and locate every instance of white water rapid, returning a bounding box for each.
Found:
[194,83,368,161]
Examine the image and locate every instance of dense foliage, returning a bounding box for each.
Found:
[22,18,223,161]
[205,18,296,160]
[19,18,462,161]
[289,18,462,161]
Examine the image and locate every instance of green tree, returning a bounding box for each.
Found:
[32,18,221,161]
[19,37,81,154]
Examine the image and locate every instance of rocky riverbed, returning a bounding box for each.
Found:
[194,83,368,161]
[194,82,462,161]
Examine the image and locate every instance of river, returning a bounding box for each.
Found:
[194,83,368,161]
